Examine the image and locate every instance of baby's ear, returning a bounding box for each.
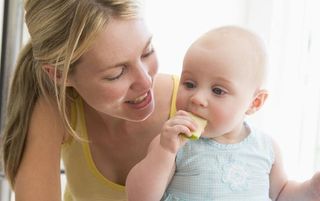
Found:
[245,89,268,115]
[42,64,71,86]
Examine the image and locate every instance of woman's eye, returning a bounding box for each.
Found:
[183,81,195,89]
[142,48,154,58]
[142,44,154,58]
[212,87,226,95]
[104,66,125,81]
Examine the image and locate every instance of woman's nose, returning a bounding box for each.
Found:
[190,90,208,107]
[130,62,153,91]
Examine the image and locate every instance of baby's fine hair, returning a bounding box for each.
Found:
[192,25,268,87]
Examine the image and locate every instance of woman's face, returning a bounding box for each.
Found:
[68,18,158,121]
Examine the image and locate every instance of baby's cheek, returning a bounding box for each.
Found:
[175,94,187,110]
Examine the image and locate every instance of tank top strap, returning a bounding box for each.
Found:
[169,75,180,118]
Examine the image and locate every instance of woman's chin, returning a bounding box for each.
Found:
[129,108,154,122]
[124,102,155,122]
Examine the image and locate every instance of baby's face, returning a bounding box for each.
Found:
[176,39,261,139]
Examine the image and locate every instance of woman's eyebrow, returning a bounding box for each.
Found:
[78,35,154,72]
[143,36,153,50]
[105,36,154,68]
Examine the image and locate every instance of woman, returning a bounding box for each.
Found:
[1,0,179,200]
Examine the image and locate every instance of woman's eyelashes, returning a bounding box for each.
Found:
[142,45,154,58]
[104,66,126,81]
[103,46,154,81]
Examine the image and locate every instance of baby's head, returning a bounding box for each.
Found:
[177,26,268,139]
[184,26,267,90]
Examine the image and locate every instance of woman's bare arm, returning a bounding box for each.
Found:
[14,97,65,201]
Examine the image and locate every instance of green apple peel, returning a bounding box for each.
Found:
[185,113,207,140]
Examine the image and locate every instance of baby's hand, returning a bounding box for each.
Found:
[159,110,197,154]
[310,171,320,198]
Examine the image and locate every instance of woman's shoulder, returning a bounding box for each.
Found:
[154,73,176,107]
[146,74,177,123]
[34,96,62,120]
[154,73,174,88]
[154,73,179,99]
[30,96,66,142]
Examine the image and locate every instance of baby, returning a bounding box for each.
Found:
[126,26,320,201]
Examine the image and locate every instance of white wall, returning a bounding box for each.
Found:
[145,0,251,75]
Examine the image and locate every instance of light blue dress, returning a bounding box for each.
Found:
[161,123,274,201]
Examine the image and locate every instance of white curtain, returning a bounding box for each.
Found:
[252,0,320,180]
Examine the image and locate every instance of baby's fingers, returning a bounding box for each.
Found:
[162,119,193,137]
[173,124,192,138]
[169,114,197,131]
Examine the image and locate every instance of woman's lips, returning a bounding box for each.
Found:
[125,91,152,109]
[126,92,148,104]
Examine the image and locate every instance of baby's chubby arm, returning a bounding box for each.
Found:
[269,139,320,201]
[126,110,198,201]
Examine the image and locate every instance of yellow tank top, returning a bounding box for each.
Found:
[61,75,179,201]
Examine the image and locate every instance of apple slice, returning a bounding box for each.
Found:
[185,113,207,140]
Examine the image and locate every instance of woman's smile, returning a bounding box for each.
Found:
[126,90,152,109]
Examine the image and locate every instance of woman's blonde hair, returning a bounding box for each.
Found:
[1,0,141,187]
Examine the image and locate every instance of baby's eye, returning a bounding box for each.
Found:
[212,87,226,95]
[183,81,195,89]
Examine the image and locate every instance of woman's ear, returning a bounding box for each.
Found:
[42,64,72,86]
[246,89,268,115]
[42,64,62,82]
